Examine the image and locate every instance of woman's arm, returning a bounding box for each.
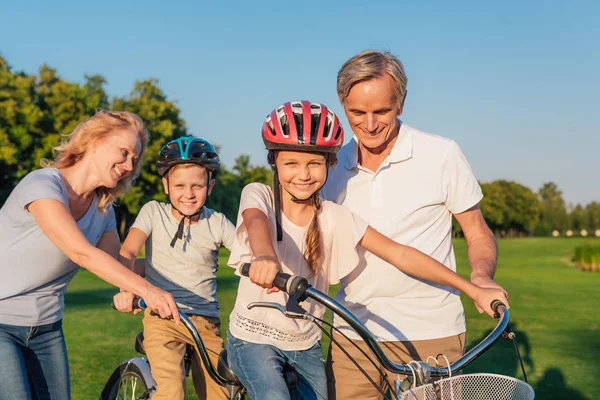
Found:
[358,226,509,317]
[242,208,281,293]
[28,198,180,323]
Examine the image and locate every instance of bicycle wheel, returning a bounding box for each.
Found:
[100,360,155,400]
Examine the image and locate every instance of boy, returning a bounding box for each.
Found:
[114,137,234,400]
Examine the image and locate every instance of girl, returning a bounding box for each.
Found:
[226,101,508,400]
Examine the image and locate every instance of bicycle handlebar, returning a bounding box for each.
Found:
[240,263,510,378]
[112,296,229,386]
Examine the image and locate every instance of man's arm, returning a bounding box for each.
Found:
[454,204,508,312]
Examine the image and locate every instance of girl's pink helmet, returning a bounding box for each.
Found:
[262,101,344,153]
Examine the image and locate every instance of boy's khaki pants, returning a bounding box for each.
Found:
[326,331,466,400]
[142,310,228,400]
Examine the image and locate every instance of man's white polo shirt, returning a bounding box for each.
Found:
[322,121,483,341]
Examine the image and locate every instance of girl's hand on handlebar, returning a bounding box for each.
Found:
[474,287,510,317]
[248,256,282,294]
[471,274,509,313]
[113,291,142,315]
[142,286,180,324]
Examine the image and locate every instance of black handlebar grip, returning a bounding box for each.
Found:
[241,263,251,277]
[491,299,506,318]
[272,272,293,293]
[111,296,147,311]
[240,262,293,293]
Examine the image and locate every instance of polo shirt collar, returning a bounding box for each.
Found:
[343,119,413,170]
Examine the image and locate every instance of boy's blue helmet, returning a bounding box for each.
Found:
[157,136,220,178]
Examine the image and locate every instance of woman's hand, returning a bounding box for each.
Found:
[248,256,282,294]
[474,287,510,317]
[113,291,143,315]
[141,285,181,324]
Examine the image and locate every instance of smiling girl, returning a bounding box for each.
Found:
[225,101,509,400]
[0,110,180,400]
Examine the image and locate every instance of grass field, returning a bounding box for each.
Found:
[63,238,599,399]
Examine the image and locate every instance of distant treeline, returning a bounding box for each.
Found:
[0,55,596,238]
[452,180,599,238]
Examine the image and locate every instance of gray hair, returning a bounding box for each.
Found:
[337,50,408,105]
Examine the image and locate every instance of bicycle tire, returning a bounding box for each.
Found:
[100,360,155,400]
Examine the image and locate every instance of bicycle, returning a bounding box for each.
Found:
[100,298,299,400]
[240,264,535,400]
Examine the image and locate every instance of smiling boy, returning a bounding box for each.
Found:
[113,137,234,400]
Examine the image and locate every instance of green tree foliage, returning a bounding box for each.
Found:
[479,180,541,237]
[0,55,44,200]
[205,155,272,223]
[111,79,187,234]
[535,182,568,235]
[0,55,272,238]
[585,202,600,232]
[568,204,586,231]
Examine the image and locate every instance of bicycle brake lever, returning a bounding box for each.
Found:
[247,302,308,319]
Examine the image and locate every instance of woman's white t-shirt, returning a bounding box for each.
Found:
[228,183,368,351]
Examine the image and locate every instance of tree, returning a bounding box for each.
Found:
[569,204,586,231]
[535,182,568,235]
[205,155,272,223]
[111,79,187,236]
[0,55,45,202]
[585,202,600,232]
[479,180,540,237]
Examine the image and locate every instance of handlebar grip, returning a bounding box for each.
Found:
[491,299,506,319]
[134,297,147,309]
[241,263,251,277]
[272,273,293,292]
[111,296,147,311]
[240,262,293,293]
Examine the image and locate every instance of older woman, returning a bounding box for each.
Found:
[0,110,180,400]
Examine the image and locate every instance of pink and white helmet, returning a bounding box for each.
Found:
[262,101,344,153]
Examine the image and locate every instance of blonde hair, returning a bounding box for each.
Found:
[337,50,408,105]
[168,163,209,176]
[42,109,149,210]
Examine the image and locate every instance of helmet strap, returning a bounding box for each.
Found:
[272,167,283,242]
[170,205,203,247]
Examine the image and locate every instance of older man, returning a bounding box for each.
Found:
[323,50,508,399]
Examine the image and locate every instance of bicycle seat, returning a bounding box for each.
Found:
[217,350,241,385]
[135,331,146,355]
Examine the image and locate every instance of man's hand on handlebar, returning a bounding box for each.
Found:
[474,286,510,317]
[245,256,282,294]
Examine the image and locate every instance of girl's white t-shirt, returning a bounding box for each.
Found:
[228,183,368,351]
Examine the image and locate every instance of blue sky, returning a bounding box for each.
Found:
[1,0,598,205]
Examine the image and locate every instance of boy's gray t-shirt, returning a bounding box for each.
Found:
[133,201,235,317]
[0,168,116,326]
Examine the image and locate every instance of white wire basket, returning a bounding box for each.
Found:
[399,373,535,400]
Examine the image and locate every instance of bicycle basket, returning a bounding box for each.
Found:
[399,383,436,400]
[399,373,534,400]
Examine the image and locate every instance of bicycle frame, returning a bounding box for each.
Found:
[102,300,245,400]
[241,264,513,386]
[301,286,509,378]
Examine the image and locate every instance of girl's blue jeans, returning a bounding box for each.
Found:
[0,320,70,400]
[227,331,328,400]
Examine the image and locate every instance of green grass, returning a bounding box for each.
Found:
[64,238,599,399]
